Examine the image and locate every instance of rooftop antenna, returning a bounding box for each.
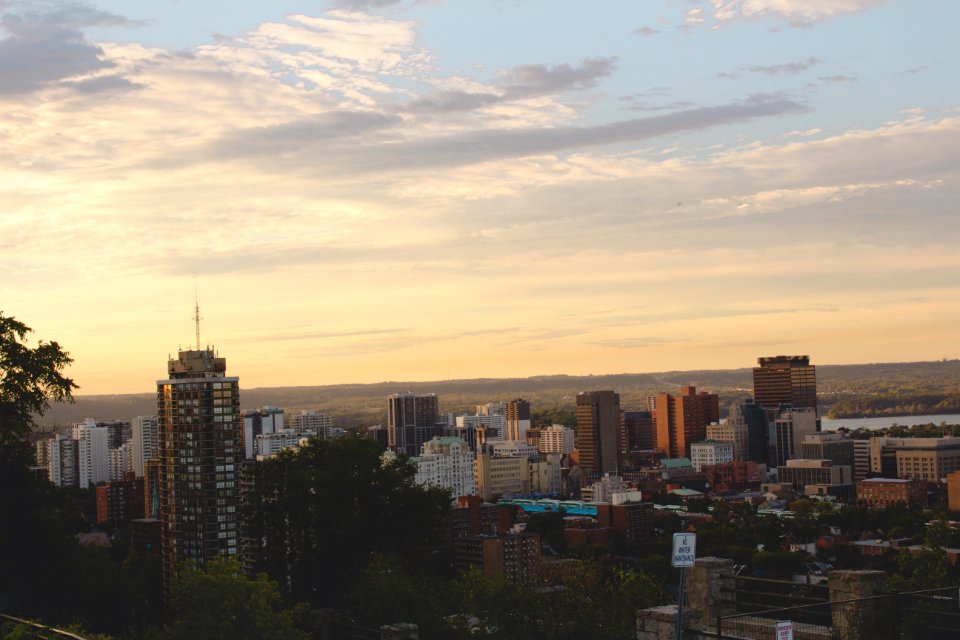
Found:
[192,276,202,350]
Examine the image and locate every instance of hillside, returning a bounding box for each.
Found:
[33,360,960,430]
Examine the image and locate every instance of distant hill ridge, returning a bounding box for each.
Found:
[34,360,960,429]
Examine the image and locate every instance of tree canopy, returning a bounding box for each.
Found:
[242,437,452,608]
[0,312,76,446]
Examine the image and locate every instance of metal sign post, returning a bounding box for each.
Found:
[672,533,697,640]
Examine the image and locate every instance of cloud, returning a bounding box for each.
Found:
[499,57,619,98]
[191,96,804,175]
[748,56,820,75]
[690,0,885,28]
[634,26,660,37]
[0,14,110,94]
[402,57,619,115]
[817,74,857,83]
[63,73,144,94]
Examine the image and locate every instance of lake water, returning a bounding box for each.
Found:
[820,414,960,431]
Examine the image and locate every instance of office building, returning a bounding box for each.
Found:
[801,432,854,469]
[769,408,818,467]
[648,387,720,459]
[413,436,476,498]
[623,410,654,452]
[505,398,531,442]
[157,347,241,590]
[104,420,132,449]
[255,431,309,459]
[388,393,440,456]
[576,391,624,474]
[869,437,960,482]
[690,441,734,472]
[853,439,871,481]
[131,416,159,478]
[726,399,770,464]
[752,355,818,414]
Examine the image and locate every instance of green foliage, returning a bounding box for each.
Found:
[166,558,309,640]
[531,407,575,428]
[347,557,664,640]
[0,313,77,445]
[243,437,452,608]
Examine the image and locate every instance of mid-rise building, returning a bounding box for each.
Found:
[857,478,925,508]
[648,387,720,459]
[489,440,538,458]
[707,421,748,461]
[504,398,531,442]
[455,532,540,586]
[702,460,763,493]
[388,393,440,456]
[537,424,576,455]
[109,442,133,481]
[456,413,505,440]
[131,415,159,478]
[413,436,476,498]
[36,433,78,487]
[528,453,563,494]
[947,470,960,511]
[255,430,309,459]
[776,459,852,490]
[288,410,333,438]
[690,441,734,472]
[595,502,654,554]
[96,472,146,529]
[476,445,530,500]
[242,407,284,459]
[576,391,624,474]
[752,355,818,414]
[157,347,241,591]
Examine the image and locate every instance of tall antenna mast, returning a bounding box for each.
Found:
[193,276,202,350]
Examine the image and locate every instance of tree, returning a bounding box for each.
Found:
[0,314,78,621]
[243,437,452,608]
[167,558,309,640]
[0,313,77,446]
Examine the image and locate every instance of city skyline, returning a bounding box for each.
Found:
[2,0,958,394]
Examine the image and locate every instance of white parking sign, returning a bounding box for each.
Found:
[776,621,793,640]
[671,533,696,567]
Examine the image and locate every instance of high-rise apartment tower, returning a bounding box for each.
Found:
[387,392,440,456]
[157,347,240,592]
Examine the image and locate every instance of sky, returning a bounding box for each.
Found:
[1,0,958,394]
